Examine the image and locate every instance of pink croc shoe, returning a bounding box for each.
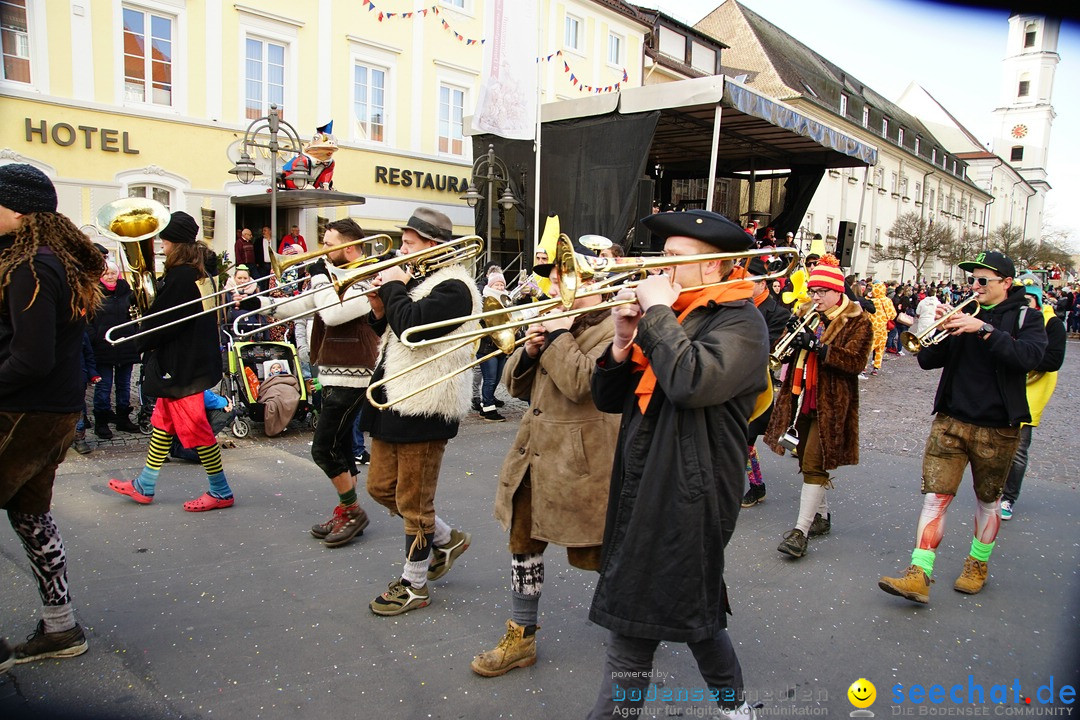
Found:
[183,493,235,512]
[108,479,154,504]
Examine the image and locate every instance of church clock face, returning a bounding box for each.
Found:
[1011,124,1028,139]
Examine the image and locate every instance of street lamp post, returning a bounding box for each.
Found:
[459,143,521,267]
[229,104,312,258]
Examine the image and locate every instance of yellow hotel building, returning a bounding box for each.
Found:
[0,0,645,259]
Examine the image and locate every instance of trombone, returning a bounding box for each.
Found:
[399,237,799,350]
[365,295,523,410]
[899,295,980,354]
[230,234,486,339]
[104,233,391,345]
[769,304,820,370]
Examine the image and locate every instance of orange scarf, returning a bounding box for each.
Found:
[631,279,755,413]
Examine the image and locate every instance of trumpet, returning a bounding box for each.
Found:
[769,304,821,370]
[230,235,486,338]
[399,235,798,350]
[899,295,979,354]
[104,233,390,345]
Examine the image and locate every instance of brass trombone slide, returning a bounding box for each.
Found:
[230,235,485,338]
[104,234,389,344]
[899,294,980,354]
[365,295,527,410]
[399,245,799,351]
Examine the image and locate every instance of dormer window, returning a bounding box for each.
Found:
[862,106,869,128]
[839,93,847,117]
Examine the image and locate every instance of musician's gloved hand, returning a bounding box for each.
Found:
[792,330,819,352]
[785,315,805,333]
[307,259,329,279]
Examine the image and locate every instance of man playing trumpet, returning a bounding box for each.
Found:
[879,251,1046,604]
[471,248,618,677]
[764,254,872,559]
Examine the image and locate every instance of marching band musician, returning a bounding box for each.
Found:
[763,253,872,559]
[471,250,618,678]
[360,207,479,617]
[109,211,235,512]
[878,251,1046,604]
[249,218,379,548]
[585,210,767,720]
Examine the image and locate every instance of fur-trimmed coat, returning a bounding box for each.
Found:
[360,263,481,443]
[763,298,872,470]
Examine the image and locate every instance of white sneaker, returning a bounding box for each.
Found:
[1000,500,1014,521]
[718,702,757,720]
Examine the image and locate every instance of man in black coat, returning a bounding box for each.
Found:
[586,210,767,720]
[879,251,1047,605]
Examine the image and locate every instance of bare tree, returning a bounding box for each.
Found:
[938,229,983,281]
[984,224,1033,258]
[871,212,954,280]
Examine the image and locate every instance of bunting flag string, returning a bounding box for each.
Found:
[538,49,628,94]
[362,1,484,44]
[358,3,627,91]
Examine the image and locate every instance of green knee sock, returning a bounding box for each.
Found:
[911,548,936,577]
[969,538,995,562]
[339,487,358,507]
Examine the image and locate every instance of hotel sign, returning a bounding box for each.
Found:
[24,118,140,154]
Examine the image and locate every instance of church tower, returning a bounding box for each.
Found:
[989,14,1059,241]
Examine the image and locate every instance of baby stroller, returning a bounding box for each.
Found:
[224,335,317,437]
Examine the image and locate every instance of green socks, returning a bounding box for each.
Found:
[970,538,995,562]
[911,548,936,577]
[339,487,358,507]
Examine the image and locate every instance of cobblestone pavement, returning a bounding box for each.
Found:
[90,339,1080,484]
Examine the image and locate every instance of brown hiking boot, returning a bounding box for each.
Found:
[470,620,538,677]
[322,504,369,547]
[953,556,988,594]
[878,565,932,604]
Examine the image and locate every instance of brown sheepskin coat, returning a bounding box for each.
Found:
[764,298,872,469]
[494,311,618,548]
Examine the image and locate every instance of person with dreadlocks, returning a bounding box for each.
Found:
[108,211,235,512]
[0,164,103,666]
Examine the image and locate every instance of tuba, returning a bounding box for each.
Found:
[96,197,172,314]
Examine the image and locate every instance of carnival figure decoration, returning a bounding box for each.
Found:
[280,122,338,190]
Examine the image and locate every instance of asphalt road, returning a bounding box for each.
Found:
[2,344,1077,720]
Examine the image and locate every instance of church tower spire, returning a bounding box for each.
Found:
[989,14,1059,240]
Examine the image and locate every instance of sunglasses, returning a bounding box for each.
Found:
[968,275,1004,287]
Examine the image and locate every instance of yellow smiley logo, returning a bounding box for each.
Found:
[848,678,876,709]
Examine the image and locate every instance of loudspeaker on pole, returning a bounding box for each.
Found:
[836,221,856,267]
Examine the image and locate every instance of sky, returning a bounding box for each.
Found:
[647,0,1080,248]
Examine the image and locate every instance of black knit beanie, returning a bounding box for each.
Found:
[0,163,58,214]
[159,210,200,243]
